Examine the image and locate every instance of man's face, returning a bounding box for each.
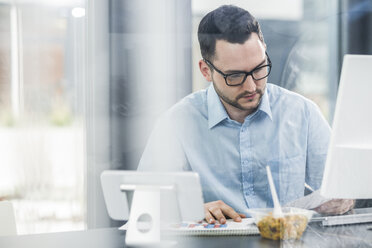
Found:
[200,33,268,116]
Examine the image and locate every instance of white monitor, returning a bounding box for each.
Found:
[320,54,372,199]
[101,170,204,245]
[101,170,204,221]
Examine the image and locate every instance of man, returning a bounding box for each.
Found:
[138,5,354,224]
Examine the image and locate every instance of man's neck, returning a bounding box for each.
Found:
[221,101,255,124]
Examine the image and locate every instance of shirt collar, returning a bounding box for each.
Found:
[257,86,273,121]
[207,84,229,129]
[207,84,273,129]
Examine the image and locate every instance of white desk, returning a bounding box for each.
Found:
[0,228,125,248]
[1,223,372,248]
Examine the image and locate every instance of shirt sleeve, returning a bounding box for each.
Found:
[305,102,331,191]
[137,115,189,172]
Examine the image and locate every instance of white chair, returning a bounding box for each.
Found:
[0,201,17,236]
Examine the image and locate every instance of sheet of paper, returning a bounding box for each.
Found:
[173,217,255,230]
[284,189,330,209]
[118,218,255,231]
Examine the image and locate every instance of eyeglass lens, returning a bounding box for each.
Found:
[226,65,271,85]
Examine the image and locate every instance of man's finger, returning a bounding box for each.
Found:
[220,204,242,222]
[209,207,226,224]
[204,210,216,224]
[239,213,246,218]
[203,200,243,223]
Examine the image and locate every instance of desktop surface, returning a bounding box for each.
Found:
[1,222,372,248]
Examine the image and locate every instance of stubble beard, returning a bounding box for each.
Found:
[213,81,264,112]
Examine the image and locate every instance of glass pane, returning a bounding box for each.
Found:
[0,1,86,234]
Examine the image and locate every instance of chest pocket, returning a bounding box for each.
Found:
[267,154,306,205]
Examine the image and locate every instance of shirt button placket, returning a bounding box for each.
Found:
[247,122,254,196]
[240,123,252,199]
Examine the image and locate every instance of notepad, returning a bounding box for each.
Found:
[164,218,260,236]
[119,218,260,236]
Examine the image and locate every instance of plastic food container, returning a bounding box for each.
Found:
[247,207,315,240]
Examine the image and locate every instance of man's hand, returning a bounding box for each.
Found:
[204,200,246,224]
[313,199,355,215]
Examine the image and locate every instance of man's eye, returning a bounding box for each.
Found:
[254,67,264,72]
[229,73,244,79]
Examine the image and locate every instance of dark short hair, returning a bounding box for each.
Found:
[197,5,264,61]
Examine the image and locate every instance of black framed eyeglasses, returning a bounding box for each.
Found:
[204,52,272,86]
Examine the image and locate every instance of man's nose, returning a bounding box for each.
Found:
[241,75,256,92]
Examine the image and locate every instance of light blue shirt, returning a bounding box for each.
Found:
[138,83,331,214]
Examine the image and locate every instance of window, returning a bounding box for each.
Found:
[0,1,86,234]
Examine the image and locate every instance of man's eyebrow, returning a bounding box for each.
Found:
[224,58,267,74]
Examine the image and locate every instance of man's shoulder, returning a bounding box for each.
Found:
[162,87,208,120]
[267,83,318,110]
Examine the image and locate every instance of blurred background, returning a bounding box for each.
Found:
[0,0,371,234]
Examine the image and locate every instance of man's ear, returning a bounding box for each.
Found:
[199,59,213,82]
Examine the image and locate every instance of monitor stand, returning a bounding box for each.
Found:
[122,185,177,247]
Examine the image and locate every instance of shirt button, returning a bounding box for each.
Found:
[241,128,245,132]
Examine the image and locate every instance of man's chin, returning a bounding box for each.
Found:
[238,98,260,110]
